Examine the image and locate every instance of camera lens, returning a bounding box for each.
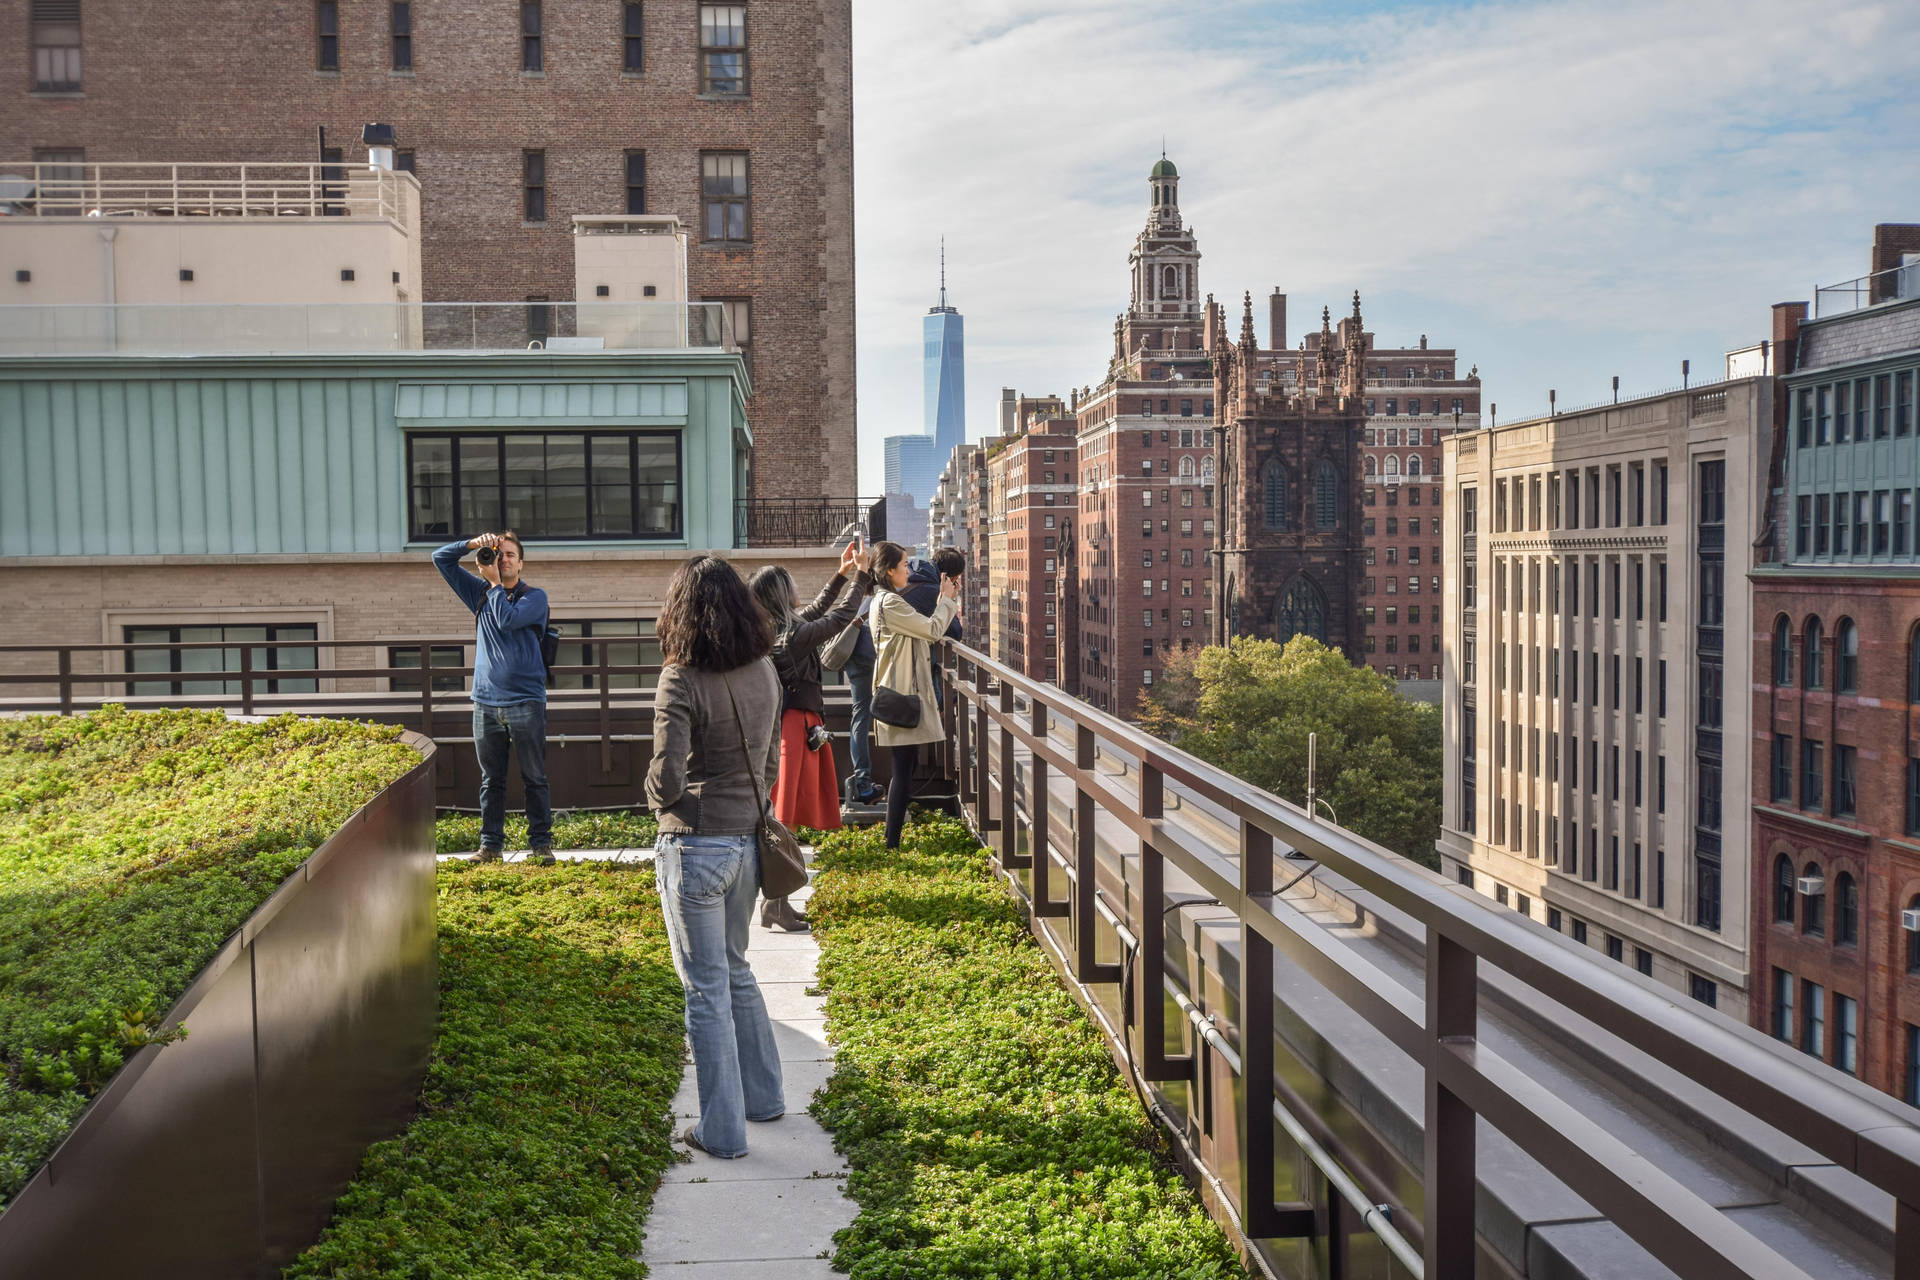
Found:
[477,546,497,566]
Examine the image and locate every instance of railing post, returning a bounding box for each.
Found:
[973,661,991,832]
[1236,822,1311,1237]
[57,649,73,716]
[1030,699,1063,916]
[1137,760,1188,1082]
[1897,1198,1920,1280]
[598,640,613,773]
[417,644,433,739]
[239,646,255,717]
[955,657,973,822]
[997,680,1023,868]
[1424,928,1478,1276]
[1072,724,1121,984]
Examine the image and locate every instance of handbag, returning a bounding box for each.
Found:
[722,669,810,899]
[819,614,861,672]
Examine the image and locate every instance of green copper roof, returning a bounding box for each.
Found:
[1151,158,1177,178]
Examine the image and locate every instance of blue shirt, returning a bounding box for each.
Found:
[433,541,550,706]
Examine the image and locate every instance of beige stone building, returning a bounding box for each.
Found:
[1441,376,1773,1015]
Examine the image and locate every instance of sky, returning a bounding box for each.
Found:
[848,0,1920,494]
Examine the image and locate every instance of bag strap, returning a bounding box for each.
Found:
[721,668,771,821]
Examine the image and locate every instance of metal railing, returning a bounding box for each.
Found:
[735,496,887,547]
[0,160,417,224]
[0,300,733,357]
[1816,262,1920,318]
[934,642,1920,1279]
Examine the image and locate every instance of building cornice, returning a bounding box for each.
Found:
[1753,804,1875,845]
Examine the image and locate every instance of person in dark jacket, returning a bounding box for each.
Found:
[746,543,872,931]
[433,531,553,864]
[900,547,967,643]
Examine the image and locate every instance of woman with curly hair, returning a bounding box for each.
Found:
[645,555,786,1159]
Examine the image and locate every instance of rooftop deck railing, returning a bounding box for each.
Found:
[1815,262,1920,318]
[734,496,887,547]
[0,300,734,357]
[934,642,1920,1279]
[0,160,417,224]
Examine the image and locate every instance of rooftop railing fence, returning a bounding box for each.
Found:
[0,160,417,223]
[1816,262,1920,318]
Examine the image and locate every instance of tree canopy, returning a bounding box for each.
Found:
[1139,636,1441,866]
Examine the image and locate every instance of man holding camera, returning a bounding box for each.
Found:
[434,531,553,864]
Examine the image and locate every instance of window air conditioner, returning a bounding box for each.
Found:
[1796,875,1825,896]
[1903,908,1920,933]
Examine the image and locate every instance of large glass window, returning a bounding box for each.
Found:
[701,152,750,241]
[125,624,319,696]
[1804,618,1825,689]
[553,618,660,690]
[32,0,83,90]
[408,432,680,541]
[1835,872,1859,946]
[1774,616,1793,686]
[389,644,464,692]
[699,4,747,95]
[1773,853,1795,923]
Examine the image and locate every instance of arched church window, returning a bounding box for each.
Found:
[1163,265,1179,295]
[1408,455,1422,477]
[1200,457,1215,485]
[1315,461,1339,530]
[1385,454,1401,476]
[1365,455,1377,477]
[1263,459,1287,530]
[1179,456,1195,479]
[1276,575,1328,644]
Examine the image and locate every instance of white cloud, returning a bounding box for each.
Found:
[851,0,1920,489]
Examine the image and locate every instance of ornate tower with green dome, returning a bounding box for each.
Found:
[1110,154,1205,384]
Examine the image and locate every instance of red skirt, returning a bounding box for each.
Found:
[773,708,841,832]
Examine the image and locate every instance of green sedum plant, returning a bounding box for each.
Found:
[283,861,685,1279]
[434,808,659,854]
[0,707,419,1207]
[808,817,1248,1279]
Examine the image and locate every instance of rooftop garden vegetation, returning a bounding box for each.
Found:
[0,707,419,1206]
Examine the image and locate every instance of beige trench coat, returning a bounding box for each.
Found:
[869,588,959,748]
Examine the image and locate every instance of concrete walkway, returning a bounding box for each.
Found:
[641,874,854,1276]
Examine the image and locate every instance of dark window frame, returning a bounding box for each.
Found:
[521,0,543,71]
[31,0,84,91]
[698,2,748,96]
[124,623,320,696]
[623,1,645,72]
[523,149,547,223]
[405,429,685,542]
[625,149,647,214]
[390,0,412,69]
[700,150,751,242]
[316,0,340,71]
[388,643,464,692]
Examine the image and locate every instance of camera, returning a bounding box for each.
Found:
[476,545,497,566]
[806,723,831,752]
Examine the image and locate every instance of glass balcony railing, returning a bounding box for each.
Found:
[1814,261,1920,317]
[0,301,735,356]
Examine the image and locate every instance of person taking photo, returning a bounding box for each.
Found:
[868,540,960,850]
[432,531,553,864]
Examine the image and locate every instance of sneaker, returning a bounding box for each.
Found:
[528,846,556,866]
[474,846,503,863]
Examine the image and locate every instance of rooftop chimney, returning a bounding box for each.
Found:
[1269,290,1286,352]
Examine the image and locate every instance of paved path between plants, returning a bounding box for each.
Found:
[446,846,856,1275]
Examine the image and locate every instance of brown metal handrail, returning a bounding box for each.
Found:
[935,641,1920,1280]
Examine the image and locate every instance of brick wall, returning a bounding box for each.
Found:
[1,0,855,499]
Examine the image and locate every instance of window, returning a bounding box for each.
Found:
[624,151,647,214]
[1690,975,1718,1008]
[1802,862,1825,937]
[1835,872,1858,946]
[521,1,543,71]
[1772,968,1794,1042]
[522,150,546,222]
[1804,618,1824,689]
[1899,371,1915,437]
[1911,760,1920,837]
[316,0,339,70]
[1263,460,1287,530]
[1315,461,1339,529]
[388,644,464,693]
[1572,920,1588,945]
[623,1,645,72]
[125,624,319,696]
[1636,948,1653,976]
[1802,739,1823,810]
[1771,735,1793,802]
[701,152,750,241]
[1773,853,1795,923]
[29,147,84,213]
[1836,745,1857,818]
[394,149,416,174]
[1836,619,1858,692]
[407,432,680,540]
[699,4,748,94]
[390,1,412,69]
[1774,616,1793,686]
[1836,996,1858,1075]
[553,618,659,691]
[1803,982,1825,1058]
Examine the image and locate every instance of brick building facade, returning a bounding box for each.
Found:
[2,0,855,499]
[1211,293,1368,662]
[1751,226,1920,1099]
[984,419,1077,687]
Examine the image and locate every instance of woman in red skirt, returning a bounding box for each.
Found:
[747,540,873,930]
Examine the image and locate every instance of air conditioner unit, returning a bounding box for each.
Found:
[1796,874,1826,896]
[1903,909,1920,933]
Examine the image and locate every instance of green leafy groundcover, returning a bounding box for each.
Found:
[808,818,1249,1280]
[0,707,420,1207]
[434,809,659,855]
[284,859,684,1279]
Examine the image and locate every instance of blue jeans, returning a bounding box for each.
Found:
[654,832,785,1157]
[473,700,551,851]
[844,650,876,796]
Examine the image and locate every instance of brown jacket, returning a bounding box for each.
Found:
[646,657,782,835]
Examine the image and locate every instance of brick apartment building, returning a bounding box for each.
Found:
[1751,224,1920,1099]
[983,415,1077,686]
[3,0,855,498]
[1073,159,1217,715]
[1211,292,1369,662]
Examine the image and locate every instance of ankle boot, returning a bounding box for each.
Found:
[759,896,811,932]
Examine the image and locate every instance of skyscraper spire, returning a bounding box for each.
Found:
[939,237,947,310]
